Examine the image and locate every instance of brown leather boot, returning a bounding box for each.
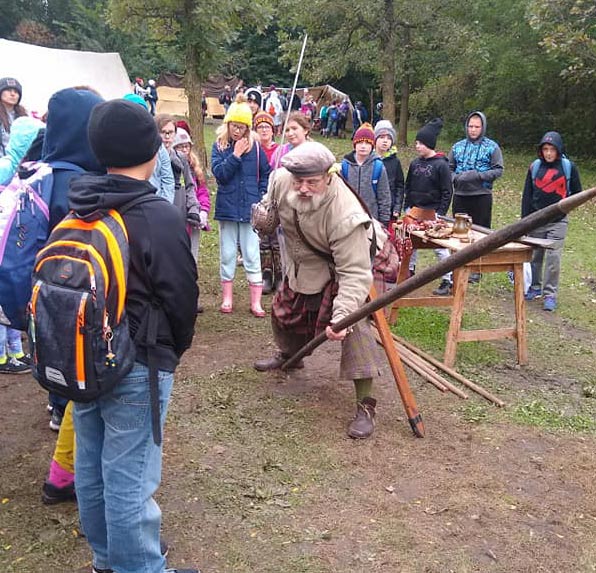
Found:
[347,397,377,439]
[254,352,304,372]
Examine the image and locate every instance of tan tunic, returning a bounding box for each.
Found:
[266,169,375,323]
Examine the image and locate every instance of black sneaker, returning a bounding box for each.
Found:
[92,568,113,573]
[468,272,482,284]
[15,353,32,366]
[0,356,31,375]
[42,481,76,505]
[161,538,169,557]
[432,279,452,296]
[165,569,200,573]
[49,409,63,431]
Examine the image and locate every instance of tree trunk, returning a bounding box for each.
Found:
[184,57,207,170]
[397,26,411,146]
[380,0,396,125]
[183,0,208,170]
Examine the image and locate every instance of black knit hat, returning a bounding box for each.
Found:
[0,77,23,105]
[416,118,443,150]
[88,99,162,168]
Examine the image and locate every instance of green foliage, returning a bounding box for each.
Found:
[528,0,596,81]
[512,400,596,432]
[222,25,294,86]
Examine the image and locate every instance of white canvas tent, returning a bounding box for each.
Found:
[0,39,131,114]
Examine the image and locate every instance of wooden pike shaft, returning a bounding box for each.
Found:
[394,334,505,407]
[396,341,469,399]
[369,286,425,437]
[282,187,596,370]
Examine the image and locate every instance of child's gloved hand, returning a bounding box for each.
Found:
[187,212,202,228]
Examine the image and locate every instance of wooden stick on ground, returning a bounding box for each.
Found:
[395,340,469,400]
[371,327,448,393]
[394,334,506,407]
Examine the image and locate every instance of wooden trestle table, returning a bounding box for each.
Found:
[389,228,533,368]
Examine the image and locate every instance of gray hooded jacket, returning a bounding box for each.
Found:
[341,151,391,224]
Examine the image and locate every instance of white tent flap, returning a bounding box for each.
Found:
[0,39,131,114]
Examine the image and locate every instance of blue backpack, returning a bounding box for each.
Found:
[0,161,83,330]
[530,157,572,196]
[329,106,339,122]
[341,157,384,196]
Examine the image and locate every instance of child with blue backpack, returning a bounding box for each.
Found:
[341,123,391,227]
[521,131,582,311]
[0,78,37,375]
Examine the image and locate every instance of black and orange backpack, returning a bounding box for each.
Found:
[28,196,154,402]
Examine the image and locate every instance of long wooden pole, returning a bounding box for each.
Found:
[370,286,425,437]
[394,334,506,407]
[282,187,596,370]
[396,341,469,399]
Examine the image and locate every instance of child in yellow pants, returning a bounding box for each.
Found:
[42,401,76,504]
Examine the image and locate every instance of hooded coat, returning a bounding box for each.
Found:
[521,131,582,219]
[69,174,198,369]
[448,111,504,196]
[341,151,391,224]
[41,88,105,229]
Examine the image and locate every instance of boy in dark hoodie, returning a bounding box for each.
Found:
[404,118,454,295]
[374,119,405,217]
[521,131,582,311]
[72,99,199,573]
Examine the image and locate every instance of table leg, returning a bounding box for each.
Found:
[513,263,528,365]
[389,251,413,324]
[444,266,470,368]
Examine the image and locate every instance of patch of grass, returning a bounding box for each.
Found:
[460,402,491,424]
[511,400,596,433]
[390,307,451,355]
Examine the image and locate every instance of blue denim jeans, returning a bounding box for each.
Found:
[0,325,24,359]
[73,362,174,573]
[219,220,262,283]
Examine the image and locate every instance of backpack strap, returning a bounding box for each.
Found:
[48,160,85,173]
[371,158,383,197]
[341,160,348,180]
[561,157,572,195]
[120,193,166,446]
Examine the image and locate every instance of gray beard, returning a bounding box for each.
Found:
[286,189,327,213]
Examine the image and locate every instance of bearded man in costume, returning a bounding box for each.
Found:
[253,142,382,439]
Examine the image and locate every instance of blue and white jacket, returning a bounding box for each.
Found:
[448,111,504,196]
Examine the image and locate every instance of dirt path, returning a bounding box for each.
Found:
[0,286,595,572]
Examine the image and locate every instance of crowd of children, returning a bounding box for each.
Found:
[0,73,584,572]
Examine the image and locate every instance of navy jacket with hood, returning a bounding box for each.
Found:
[69,174,198,370]
[521,131,582,220]
[448,111,504,196]
[212,139,270,222]
[41,88,105,229]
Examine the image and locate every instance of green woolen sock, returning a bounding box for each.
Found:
[353,378,373,402]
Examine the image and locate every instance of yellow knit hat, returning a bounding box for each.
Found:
[224,94,253,127]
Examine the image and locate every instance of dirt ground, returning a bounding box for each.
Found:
[0,283,595,573]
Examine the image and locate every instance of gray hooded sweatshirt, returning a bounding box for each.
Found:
[341,151,391,224]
